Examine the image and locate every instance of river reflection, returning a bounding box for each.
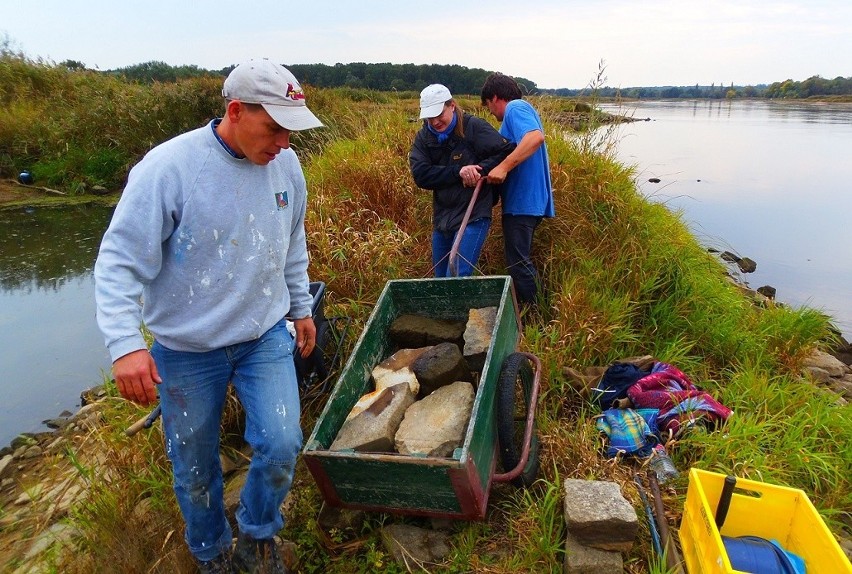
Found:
[600,99,852,340]
[0,204,114,446]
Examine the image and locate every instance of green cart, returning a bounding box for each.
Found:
[303,276,541,520]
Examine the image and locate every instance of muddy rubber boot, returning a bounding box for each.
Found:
[232,533,288,574]
[196,551,235,574]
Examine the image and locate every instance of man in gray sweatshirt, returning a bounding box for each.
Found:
[95,59,322,574]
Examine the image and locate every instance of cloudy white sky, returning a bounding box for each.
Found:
[2,0,849,89]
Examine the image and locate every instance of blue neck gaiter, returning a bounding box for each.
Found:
[426,112,458,143]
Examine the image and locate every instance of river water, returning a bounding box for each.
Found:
[1,100,850,446]
[0,205,114,447]
[599,99,852,341]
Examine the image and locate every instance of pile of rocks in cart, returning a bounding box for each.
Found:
[330,307,497,457]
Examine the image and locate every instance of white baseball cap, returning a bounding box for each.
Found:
[419,84,452,119]
[222,59,324,131]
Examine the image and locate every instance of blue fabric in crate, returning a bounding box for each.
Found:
[722,535,806,574]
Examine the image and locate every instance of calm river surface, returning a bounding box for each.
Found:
[0,205,113,447]
[600,99,852,341]
[1,100,851,446]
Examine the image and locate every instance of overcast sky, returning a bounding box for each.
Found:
[2,0,849,89]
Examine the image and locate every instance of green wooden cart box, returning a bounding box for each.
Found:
[303,276,527,519]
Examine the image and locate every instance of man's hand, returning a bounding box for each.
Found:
[293,316,317,359]
[113,349,161,406]
[486,164,508,185]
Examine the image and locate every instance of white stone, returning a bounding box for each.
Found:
[371,347,431,395]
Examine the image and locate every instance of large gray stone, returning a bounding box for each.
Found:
[833,377,852,399]
[803,365,832,383]
[388,314,466,348]
[563,479,637,553]
[330,383,415,452]
[564,530,624,573]
[411,342,473,397]
[395,381,475,457]
[463,306,497,373]
[803,349,849,377]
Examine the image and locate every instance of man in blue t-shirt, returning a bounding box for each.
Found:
[481,72,554,306]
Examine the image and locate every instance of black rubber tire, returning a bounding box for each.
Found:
[496,352,541,488]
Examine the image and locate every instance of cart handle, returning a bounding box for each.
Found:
[447,178,484,277]
[125,404,162,437]
[493,352,541,483]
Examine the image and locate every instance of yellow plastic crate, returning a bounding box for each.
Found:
[679,468,851,573]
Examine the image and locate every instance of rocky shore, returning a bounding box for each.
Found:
[0,396,110,572]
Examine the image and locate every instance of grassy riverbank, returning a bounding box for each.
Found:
[2,54,850,573]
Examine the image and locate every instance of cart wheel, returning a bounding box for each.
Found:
[497,352,541,487]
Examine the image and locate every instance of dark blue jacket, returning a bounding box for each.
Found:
[410,112,514,232]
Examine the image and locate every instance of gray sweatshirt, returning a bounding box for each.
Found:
[95,121,313,362]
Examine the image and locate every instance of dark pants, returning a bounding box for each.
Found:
[502,214,542,305]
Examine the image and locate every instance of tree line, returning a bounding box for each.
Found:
[547,83,762,99]
[98,61,852,99]
[104,60,538,96]
[762,75,852,98]
[547,76,852,99]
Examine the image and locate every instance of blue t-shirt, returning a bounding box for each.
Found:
[499,99,555,217]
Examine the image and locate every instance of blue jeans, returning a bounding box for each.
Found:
[432,217,491,277]
[502,214,542,305]
[151,318,302,562]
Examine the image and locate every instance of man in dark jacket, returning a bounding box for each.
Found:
[410,84,515,276]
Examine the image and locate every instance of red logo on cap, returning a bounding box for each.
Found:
[286,83,305,101]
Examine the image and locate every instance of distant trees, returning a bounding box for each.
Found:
[59,59,87,71]
[763,75,852,98]
[100,61,537,95]
[96,60,852,100]
[100,60,538,95]
[547,76,852,99]
[286,62,538,95]
[547,84,757,99]
[108,61,218,83]
[741,85,758,98]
